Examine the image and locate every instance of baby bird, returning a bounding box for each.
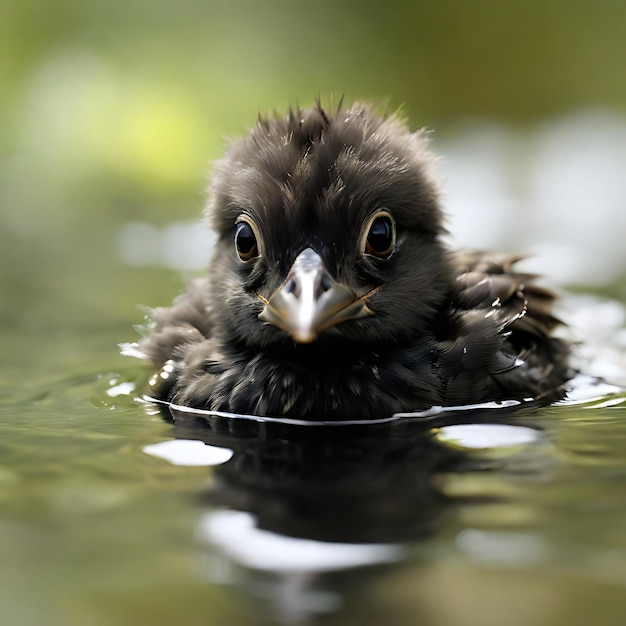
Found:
[138,101,571,420]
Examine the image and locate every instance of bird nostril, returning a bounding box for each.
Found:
[281,248,335,302]
[285,277,299,297]
[318,272,333,297]
[283,270,332,301]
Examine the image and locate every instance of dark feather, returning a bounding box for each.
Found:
[137,101,572,420]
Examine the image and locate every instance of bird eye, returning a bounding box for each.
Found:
[363,211,396,259]
[235,219,259,261]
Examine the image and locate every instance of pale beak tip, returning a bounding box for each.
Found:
[291,330,317,344]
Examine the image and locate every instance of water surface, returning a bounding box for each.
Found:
[2,308,626,626]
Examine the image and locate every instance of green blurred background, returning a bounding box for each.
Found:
[2,0,626,376]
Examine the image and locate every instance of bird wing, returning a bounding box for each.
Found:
[140,277,214,365]
[433,250,570,404]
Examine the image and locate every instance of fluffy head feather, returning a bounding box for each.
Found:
[206,101,450,351]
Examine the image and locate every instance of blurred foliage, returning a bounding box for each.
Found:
[1,0,625,349]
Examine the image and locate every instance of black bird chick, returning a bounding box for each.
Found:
[139,101,572,420]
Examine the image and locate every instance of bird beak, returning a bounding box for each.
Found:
[258,248,374,343]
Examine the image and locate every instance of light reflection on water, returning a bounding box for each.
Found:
[2,314,626,626]
[132,368,626,625]
[144,398,547,624]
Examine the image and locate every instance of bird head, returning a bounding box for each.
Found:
[205,102,451,353]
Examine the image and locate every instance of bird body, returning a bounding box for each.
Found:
[139,102,571,420]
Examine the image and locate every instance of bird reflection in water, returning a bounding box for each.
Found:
[144,398,549,624]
